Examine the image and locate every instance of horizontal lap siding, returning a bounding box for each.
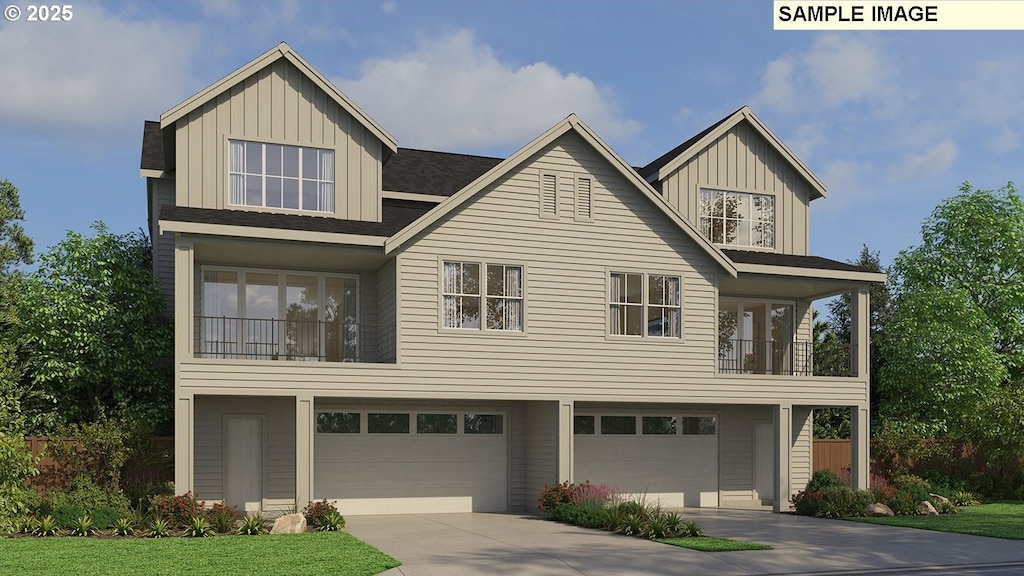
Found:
[719,405,770,502]
[525,402,557,510]
[175,59,381,222]
[660,122,810,255]
[792,406,813,495]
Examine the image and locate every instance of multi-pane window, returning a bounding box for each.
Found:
[229,140,335,213]
[609,272,681,337]
[315,411,505,435]
[699,189,775,248]
[574,414,717,436]
[443,261,523,331]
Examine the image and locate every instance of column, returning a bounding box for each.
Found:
[557,399,574,483]
[851,405,870,490]
[774,404,792,512]
[173,237,194,495]
[850,287,870,378]
[174,395,193,495]
[296,393,314,506]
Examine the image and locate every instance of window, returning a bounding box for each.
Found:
[317,412,360,434]
[699,189,775,248]
[539,172,558,218]
[368,413,410,434]
[443,261,523,331]
[417,413,457,434]
[642,416,677,435]
[718,298,796,375]
[601,416,636,435]
[609,272,681,338]
[574,415,595,435]
[681,416,717,435]
[464,414,503,434]
[229,140,335,213]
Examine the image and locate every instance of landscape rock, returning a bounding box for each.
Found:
[270,513,307,534]
[862,503,895,517]
[917,501,938,516]
[929,493,951,507]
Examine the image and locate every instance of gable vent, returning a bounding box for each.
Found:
[576,177,593,221]
[539,172,558,218]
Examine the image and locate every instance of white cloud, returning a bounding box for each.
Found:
[336,29,640,151]
[0,5,200,135]
[816,159,870,218]
[786,123,826,162]
[752,34,898,116]
[895,139,957,182]
[192,0,241,18]
[381,1,397,14]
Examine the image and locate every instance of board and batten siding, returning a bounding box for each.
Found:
[150,178,176,315]
[658,121,811,255]
[174,58,383,222]
[193,395,296,504]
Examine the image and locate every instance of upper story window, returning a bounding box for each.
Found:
[229,140,335,213]
[609,272,681,338]
[699,189,775,249]
[442,261,523,331]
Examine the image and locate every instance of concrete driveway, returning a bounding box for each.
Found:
[346,508,1024,576]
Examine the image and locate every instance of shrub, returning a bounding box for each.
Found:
[112,517,134,536]
[681,520,704,537]
[617,513,645,537]
[51,503,86,529]
[807,469,842,491]
[577,483,619,507]
[238,513,267,535]
[70,515,96,537]
[151,491,204,528]
[123,479,174,511]
[34,514,59,536]
[47,475,130,523]
[302,498,338,529]
[183,515,214,537]
[552,503,609,529]
[0,433,40,534]
[663,510,684,535]
[207,502,239,533]
[318,510,345,532]
[538,481,585,515]
[41,417,132,492]
[91,506,121,529]
[146,516,171,538]
[951,490,980,507]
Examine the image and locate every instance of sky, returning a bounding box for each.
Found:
[1,0,1021,271]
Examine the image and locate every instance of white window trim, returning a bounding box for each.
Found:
[699,187,776,249]
[607,269,683,340]
[226,137,336,214]
[439,258,526,334]
[313,409,507,436]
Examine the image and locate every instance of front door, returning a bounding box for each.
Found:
[753,420,774,504]
[225,416,263,512]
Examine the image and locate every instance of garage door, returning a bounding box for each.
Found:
[574,413,718,507]
[313,410,507,515]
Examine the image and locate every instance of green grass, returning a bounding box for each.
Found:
[0,532,400,576]
[847,502,1024,540]
[657,536,773,552]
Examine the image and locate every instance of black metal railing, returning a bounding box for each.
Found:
[196,316,395,363]
[718,339,856,377]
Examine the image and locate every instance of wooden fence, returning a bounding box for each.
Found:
[24,436,174,492]
[813,439,851,475]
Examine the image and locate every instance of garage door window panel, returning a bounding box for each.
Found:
[642,416,677,435]
[681,416,717,435]
[574,415,595,435]
[417,413,457,434]
[316,412,360,434]
[601,416,636,435]
[368,413,410,434]
[464,414,503,434]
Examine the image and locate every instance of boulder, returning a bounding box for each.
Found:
[862,503,895,517]
[917,501,939,516]
[929,493,951,507]
[270,513,307,534]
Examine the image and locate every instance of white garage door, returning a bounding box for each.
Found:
[574,413,719,507]
[314,410,507,515]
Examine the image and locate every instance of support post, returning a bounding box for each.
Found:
[296,393,314,507]
[774,404,792,512]
[850,287,870,378]
[557,400,574,483]
[174,395,193,495]
[173,236,195,495]
[851,405,870,490]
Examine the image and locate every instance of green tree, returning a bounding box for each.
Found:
[18,222,173,432]
[0,179,35,435]
[879,182,1024,461]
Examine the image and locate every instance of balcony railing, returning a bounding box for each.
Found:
[196,316,395,363]
[718,339,856,377]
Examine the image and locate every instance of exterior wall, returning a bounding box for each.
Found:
[375,258,397,361]
[524,401,557,509]
[509,402,527,512]
[791,406,813,494]
[174,58,383,222]
[718,404,771,504]
[149,177,176,314]
[658,122,811,255]
[193,395,295,505]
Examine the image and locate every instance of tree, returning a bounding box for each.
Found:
[18,222,173,432]
[879,182,1024,460]
[0,179,34,435]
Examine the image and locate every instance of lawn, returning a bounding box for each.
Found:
[847,502,1024,540]
[0,531,401,576]
[657,536,773,552]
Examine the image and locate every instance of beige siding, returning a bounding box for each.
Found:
[524,401,557,509]
[509,402,527,512]
[150,178,176,315]
[375,259,397,362]
[659,122,811,255]
[174,58,382,222]
[719,405,771,503]
[193,395,295,502]
[792,406,813,494]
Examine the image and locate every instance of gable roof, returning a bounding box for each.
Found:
[141,120,165,172]
[639,106,826,200]
[384,114,738,277]
[159,42,397,156]
[383,148,503,197]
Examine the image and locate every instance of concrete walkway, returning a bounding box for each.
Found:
[346,508,1024,575]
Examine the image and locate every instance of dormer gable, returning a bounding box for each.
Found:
[157,42,397,223]
[641,107,825,256]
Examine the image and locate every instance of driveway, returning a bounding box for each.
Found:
[346,508,1024,576]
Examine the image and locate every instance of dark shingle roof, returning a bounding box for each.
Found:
[638,108,741,179]
[383,148,502,196]
[141,121,165,171]
[160,199,436,238]
[722,249,873,274]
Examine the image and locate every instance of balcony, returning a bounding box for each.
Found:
[718,339,856,377]
[196,316,395,363]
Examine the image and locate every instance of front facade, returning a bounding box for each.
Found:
[142,43,884,515]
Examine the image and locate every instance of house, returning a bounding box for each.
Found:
[140,43,885,515]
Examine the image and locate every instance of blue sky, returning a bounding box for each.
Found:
[1,1,1020,269]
